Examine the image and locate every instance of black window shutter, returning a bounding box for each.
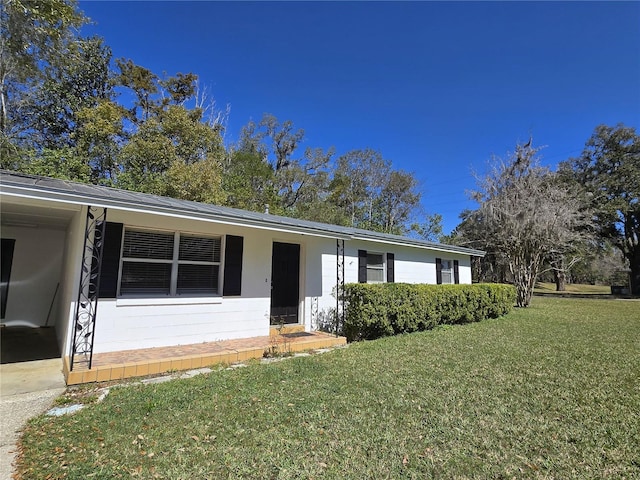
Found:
[358,250,367,283]
[436,257,443,285]
[223,235,243,296]
[453,260,460,284]
[386,253,395,283]
[98,222,124,298]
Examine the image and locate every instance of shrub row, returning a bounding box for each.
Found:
[343,283,516,342]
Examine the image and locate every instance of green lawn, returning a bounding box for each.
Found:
[17,297,640,479]
[534,282,612,295]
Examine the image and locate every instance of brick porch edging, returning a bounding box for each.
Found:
[64,331,346,385]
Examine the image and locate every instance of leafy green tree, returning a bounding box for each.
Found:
[10,146,90,180]
[235,114,333,216]
[161,72,199,106]
[567,242,628,286]
[27,36,113,151]
[0,0,95,170]
[329,149,421,234]
[451,210,510,283]
[1,0,116,183]
[75,99,126,183]
[222,149,279,213]
[117,116,175,195]
[3,0,429,235]
[165,155,225,205]
[115,58,159,123]
[117,99,225,200]
[561,124,640,294]
[281,146,334,216]
[377,170,421,234]
[411,213,444,242]
[329,149,390,229]
[0,0,85,137]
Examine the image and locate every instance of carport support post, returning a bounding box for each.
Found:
[70,206,107,371]
[336,239,345,337]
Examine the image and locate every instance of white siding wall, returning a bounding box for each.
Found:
[1,189,478,358]
[341,240,472,285]
[457,256,473,284]
[92,211,275,353]
[57,207,87,355]
[300,238,474,332]
[74,208,475,354]
[302,237,341,331]
[2,225,65,328]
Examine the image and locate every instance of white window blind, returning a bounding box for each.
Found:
[177,235,221,294]
[179,236,221,263]
[121,262,171,294]
[367,253,384,283]
[441,260,453,284]
[123,230,174,260]
[120,229,221,296]
[177,264,219,294]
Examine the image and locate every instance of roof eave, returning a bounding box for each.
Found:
[1,172,486,257]
[0,185,353,240]
[350,233,485,257]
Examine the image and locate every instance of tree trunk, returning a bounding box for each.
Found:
[511,254,541,307]
[513,266,534,307]
[631,259,640,296]
[515,282,531,307]
[620,241,640,295]
[554,268,566,292]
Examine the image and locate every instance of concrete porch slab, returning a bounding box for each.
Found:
[0,358,65,397]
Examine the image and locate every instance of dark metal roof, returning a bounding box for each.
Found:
[0,170,485,256]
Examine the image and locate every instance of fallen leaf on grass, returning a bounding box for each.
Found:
[424,447,433,453]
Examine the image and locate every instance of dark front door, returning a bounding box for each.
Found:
[270,242,300,325]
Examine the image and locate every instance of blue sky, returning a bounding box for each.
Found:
[79,1,640,233]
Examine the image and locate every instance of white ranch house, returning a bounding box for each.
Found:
[0,171,484,384]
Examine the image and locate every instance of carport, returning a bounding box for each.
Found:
[1,197,80,368]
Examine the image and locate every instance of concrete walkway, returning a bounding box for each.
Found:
[1,359,66,480]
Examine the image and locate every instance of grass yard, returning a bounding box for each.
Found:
[17,297,640,479]
[534,282,612,295]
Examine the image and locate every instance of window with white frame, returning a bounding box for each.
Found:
[120,229,221,296]
[441,259,453,284]
[436,257,459,285]
[366,252,385,283]
[358,250,394,283]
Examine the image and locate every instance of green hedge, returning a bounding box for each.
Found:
[343,283,516,342]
